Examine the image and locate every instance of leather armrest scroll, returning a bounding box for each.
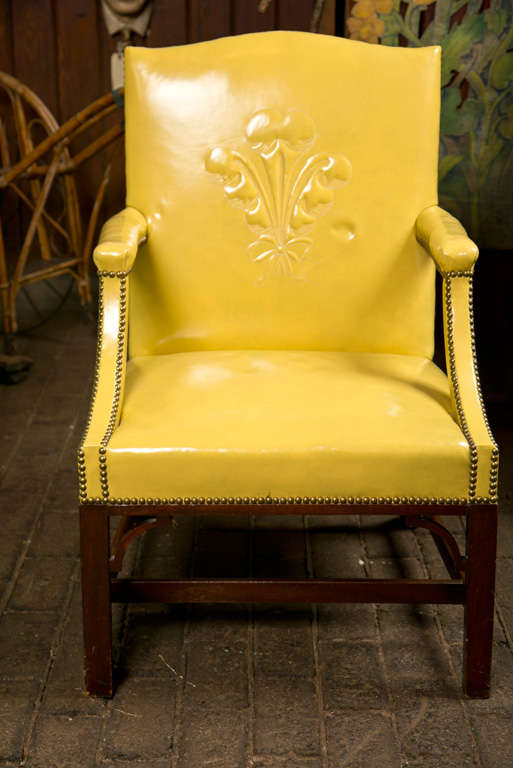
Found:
[416,206,478,273]
[93,207,147,273]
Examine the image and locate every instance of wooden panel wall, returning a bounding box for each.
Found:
[0,0,335,228]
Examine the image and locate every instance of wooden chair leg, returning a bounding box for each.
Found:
[463,504,498,698]
[80,506,113,697]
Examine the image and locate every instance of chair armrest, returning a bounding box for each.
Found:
[439,270,498,503]
[78,209,146,502]
[93,207,147,274]
[416,206,497,501]
[416,206,478,274]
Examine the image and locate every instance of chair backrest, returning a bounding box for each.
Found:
[124,32,440,358]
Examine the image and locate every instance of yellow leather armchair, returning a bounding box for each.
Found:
[79,31,498,699]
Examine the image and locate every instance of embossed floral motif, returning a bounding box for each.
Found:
[206,109,352,278]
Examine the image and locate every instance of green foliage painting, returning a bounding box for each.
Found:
[347,0,513,248]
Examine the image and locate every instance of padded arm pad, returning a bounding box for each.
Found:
[93,207,147,273]
[416,206,478,273]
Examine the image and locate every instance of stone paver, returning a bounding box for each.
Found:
[0,612,57,680]
[25,714,102,768]
[101,678,176,761]
[0,680,41,764]
[1,292,513,767]
[178,608,249,768]
[325,710,400,768]
[9,556,75,611]
[471,713,513,768]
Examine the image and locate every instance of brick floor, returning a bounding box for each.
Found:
[1,292,513,767]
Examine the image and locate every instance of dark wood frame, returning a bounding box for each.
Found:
[80,500,498,699]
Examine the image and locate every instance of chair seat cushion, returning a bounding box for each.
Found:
[104,350,470,501]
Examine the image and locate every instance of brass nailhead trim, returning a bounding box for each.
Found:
[445,273,500,501]
[98,269,132,277]
[77,274,106,503]
[80,495,496,506]
[445,275,478,500]
[98,275,128,501]
[444,270,474,279]
[467,278,499,499]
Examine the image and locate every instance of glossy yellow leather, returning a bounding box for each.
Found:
[93,207,147,273]
[124,33,441,358]
[415,208,497,499]
[416,206,478,273]
[104,350,469,500]
[81,275,129,497]
[443,274,498,499]
[80,31,498,505]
